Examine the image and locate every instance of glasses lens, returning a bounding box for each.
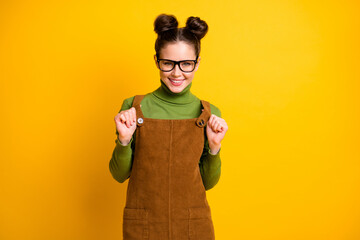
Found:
[180,61,195,72]
[159,60,174,71]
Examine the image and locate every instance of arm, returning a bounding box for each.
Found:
[199,134,222,191]
[199,105,222,190]
[109,97,135,183]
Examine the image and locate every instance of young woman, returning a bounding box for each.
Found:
[109,13,228,240]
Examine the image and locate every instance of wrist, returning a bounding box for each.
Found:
[118,136,131,146]
[209,143,221,155]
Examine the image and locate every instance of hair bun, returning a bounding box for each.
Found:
[154,14,178,34]
[185,16,208,40]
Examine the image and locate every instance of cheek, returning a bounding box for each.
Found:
[184,73,194,80]
[160,71,168,78]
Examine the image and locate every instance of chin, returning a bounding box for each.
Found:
[169,87,184,93]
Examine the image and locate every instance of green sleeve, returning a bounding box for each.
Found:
[109,96,135,183]
[199,104,222,191]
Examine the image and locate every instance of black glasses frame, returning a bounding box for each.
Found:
[156,56,199,73]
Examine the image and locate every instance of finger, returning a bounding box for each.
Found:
[114,114,120,123]
[215,121,224,133]
[124,111,131,128]
[219,120,228,131]
[220,121,227,131]
[119,113,126,123]
[217,123,224,133]
[129,108,135,125]
[133,107,137,122]
[126,110,132,128]
[213,121,220,132]
[207,117,213,128]
[208,114,215,126]
[211,114,219,124]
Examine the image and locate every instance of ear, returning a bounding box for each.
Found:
[194,56,201,72]
[154,54,159,69]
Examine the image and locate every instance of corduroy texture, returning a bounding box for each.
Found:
[123,95,215,240]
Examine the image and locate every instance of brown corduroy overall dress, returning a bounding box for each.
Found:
[123,95,216,240]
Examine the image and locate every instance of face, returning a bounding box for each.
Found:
[154,41,201,93]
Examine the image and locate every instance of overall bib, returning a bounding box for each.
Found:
[123,95,215,240]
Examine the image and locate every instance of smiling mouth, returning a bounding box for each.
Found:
[169,78,185,86]
[169,78,185,82]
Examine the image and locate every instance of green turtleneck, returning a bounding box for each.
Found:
[109,79,222,190]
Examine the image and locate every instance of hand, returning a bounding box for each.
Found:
[114,107,137,145]
[206,114,228,154]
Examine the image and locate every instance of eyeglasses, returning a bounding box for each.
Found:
[156,56,199,73]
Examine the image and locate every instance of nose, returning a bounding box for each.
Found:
[171,63,182,76]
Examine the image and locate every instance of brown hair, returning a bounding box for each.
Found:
[154,14,208,59]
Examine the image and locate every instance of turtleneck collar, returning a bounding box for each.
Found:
[151,79,197,104]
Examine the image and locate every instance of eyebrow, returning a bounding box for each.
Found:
[158,58,197,61]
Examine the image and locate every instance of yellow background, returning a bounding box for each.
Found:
[1,0,359,239]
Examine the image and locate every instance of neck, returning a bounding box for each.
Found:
[152,79,196,104]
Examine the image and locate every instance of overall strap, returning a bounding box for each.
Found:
[132,95,145,127]
[196,100,212,128]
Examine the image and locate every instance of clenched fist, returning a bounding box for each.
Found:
[114,107,137,146]
[206,114,228,155]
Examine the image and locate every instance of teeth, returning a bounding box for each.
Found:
[171,79,183,83]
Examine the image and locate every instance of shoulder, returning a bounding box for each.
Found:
[118,94,151,112]
[209,103,221,118]
[118,96,135,112]
[197,96,221,118]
